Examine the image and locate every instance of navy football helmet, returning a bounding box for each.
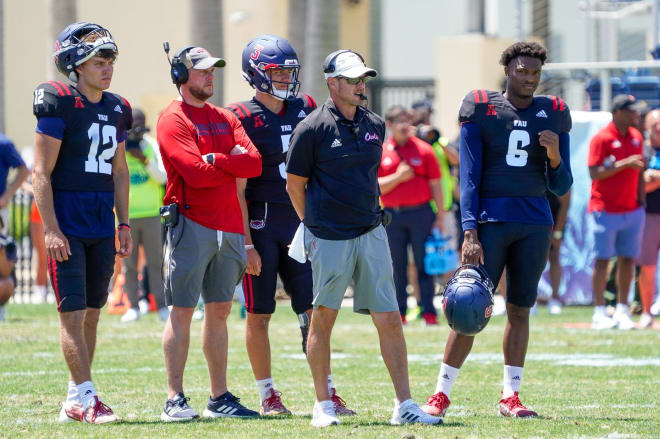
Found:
[442,264,495,336]
[53,22,117,82]
[242,35,300,100]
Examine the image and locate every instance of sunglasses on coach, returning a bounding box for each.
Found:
[338,76,371,85]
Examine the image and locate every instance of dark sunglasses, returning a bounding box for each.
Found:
[338,76,371,85]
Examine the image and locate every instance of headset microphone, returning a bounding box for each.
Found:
[163,42,171,64]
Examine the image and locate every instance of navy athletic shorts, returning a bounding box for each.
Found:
[478,222,551,308]
[243,202,312,315]
[48,235,116,312]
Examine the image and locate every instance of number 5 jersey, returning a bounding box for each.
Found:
[33,80,132,237]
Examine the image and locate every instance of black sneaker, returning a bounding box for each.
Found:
[160,393,200,422]
[202,391,259,418]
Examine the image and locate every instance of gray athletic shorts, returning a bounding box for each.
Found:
[164,215,246,308]
[304,225,398,314]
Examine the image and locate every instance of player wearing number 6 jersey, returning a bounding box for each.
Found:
[228,35,354,417]
[423,42,572,419]
[32,22,133,424]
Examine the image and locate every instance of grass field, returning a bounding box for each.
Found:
[1,302,658,438]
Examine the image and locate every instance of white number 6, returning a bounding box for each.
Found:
[506,129,530,167]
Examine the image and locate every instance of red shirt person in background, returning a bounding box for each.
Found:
[587,94,645,331]
[157,46,262,421]
[378,105,443,325]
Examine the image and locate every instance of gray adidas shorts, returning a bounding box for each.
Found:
[304,225,398,315]
[164,215,246,308]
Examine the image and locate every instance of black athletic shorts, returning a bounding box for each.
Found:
[478,222,552,308]
[48,235,116,312]
[242,202,312,315]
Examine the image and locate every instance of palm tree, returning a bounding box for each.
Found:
[301,0,339,101]
[191,0,224,106]
[46,0,76,81]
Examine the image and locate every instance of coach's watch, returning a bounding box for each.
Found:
[204,153,215,165]
[553,230,563,240]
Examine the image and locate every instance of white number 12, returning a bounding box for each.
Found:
[85,123,118,174]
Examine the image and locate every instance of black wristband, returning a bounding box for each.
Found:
[118,223,131,230]
[205,153,215,165]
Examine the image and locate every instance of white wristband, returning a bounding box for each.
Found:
[245,244,255,250]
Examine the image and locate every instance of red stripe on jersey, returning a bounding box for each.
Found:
[559,98,565,111]
[237,103,252,117]
[53,81,72,95]
[121,97,131,109]
[473,90,481,103]
[47,81,66,96]
[552,96,558,111]
[229,104,246,119]
[303,94,317,109]
[480,89,488,103]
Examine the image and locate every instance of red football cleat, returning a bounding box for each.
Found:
[83,396,119,424]
[498,392,538,418]
[330,388,356,416]
[60,401,84,422]
[260,389,291,416]
[422,313,439,325]
[422,391,450,416]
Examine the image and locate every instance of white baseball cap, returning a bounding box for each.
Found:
[185,47,226,69]
[324,50,377,79]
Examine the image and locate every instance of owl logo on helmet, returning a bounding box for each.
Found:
[442,264,495,336]
[241,35,301,101]
[53,22,118,82]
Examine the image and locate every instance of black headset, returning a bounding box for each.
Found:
[164,42,196,86]
[322,49,365,74]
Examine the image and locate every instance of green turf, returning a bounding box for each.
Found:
[1,303,658,438]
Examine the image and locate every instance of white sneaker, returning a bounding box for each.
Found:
[548,298,562,315]
[493,295,506,316]
[311,400,340,427]
[58,401,81,423]
[591,311,617,330]
[120,308,140,323]
[157,307,170,322]
[391,399,442,425]
[639,312,654,329]
[138,299,150,316]
[651,299,660,316]
[613,310,635,330]
[0,305,5,322]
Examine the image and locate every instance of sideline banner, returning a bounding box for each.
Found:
[538,111,612,304]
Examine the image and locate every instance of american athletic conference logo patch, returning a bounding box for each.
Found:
[249,219,265,230]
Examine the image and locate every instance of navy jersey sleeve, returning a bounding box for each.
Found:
[459,122,483,231]
[33,82,66,119]
[547,132,572,196]
[36,117,66,140]
[286,121,315,178]
[458,90,489,124]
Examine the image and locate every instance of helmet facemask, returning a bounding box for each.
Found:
[249,59,301,100]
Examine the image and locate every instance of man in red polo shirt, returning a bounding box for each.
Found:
[378,105,443,325]
[588,94,646,330]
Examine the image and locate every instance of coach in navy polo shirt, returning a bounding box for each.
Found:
[286,49,440,427]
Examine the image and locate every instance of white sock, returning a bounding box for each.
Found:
[502,365,523,398]
[595,305,607,316]
[434,363,459,397]
[66,380,79,403]
[327,374,334,394]
[396,398,413,408]
[76,381,97,408]
[256,377,274,402]
[616,303,629,314]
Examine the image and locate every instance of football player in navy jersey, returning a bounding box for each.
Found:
[228,35,354,417]
[32,22,133,424]
[423,42,572,419]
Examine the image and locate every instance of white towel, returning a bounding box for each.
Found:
[288,222,307,263]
